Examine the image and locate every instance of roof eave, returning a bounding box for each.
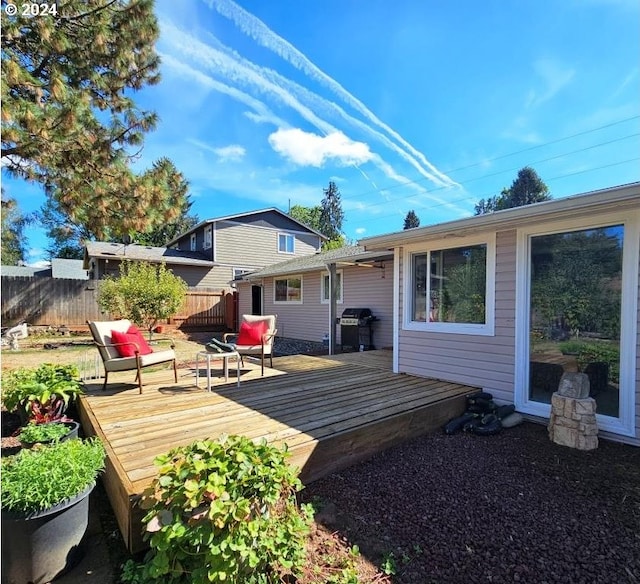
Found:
[360,182,640,250]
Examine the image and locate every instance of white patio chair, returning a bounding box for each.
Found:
[223,315,277,375]
[87,319,177,394]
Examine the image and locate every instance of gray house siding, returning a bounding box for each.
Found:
[397,230,517,402]
[253,260,394,348]
[215,222,319,266]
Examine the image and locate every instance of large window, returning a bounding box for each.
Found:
[321,271,343,304]
[528,225,623,417]
[405,237,495,335]
[278,233,295,254]
[274,276,302,303]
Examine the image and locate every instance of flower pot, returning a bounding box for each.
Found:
[19,420,80,449]
[1,482,95,584]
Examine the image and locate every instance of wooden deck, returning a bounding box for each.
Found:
[77,350,477,552]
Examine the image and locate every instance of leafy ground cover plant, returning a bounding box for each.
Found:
[120,435,313,584]
[1,437,105,515]
[17,421,76,445]
[1,363,83,422]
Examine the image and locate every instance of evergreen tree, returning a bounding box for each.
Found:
[319,181,345,245]
[475,167,551,215]
[1,197,31,265]
[1,0,189,239]
[403,210,420,229]
[288,205,322,233]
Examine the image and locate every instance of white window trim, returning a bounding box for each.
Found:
[190,233,196,252]
[278,233,295,254]
[204,226,212,250]
[273,274,303,304]
[321,270,343,304]
[515,210,639,438]
[402,233,496,336]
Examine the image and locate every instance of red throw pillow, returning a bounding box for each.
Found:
[236,320,268,345]
[111,327,153,357]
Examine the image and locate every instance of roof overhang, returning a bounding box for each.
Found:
[360,182,640,250]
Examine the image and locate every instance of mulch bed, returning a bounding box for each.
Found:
[300,422,640,583]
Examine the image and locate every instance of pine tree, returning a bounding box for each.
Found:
[403,210,420,229]
[1,1,189,239]
[475,167,551,215]
[319,181,345,244]
[1,198,31,265]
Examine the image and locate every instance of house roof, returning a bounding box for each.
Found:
[241,245,393,280]
[360,181,640,250]
[50,258,89,280]
[83,242,215,268]
[1,265,49,277]
[166,207,326,246]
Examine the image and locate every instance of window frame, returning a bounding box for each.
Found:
[403,233,496,336]
[273,275,303,304]
[204,226,213,249]
[278,233,295,254]
[190,233,197,252]
[320,270,343,304]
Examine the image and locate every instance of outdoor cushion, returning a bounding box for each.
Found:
[111,327,152,357]
[236,320,268,345]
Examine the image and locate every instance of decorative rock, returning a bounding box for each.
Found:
[548,392,598,451]
[557,372,590,399]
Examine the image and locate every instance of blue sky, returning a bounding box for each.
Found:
[4,0,640,264]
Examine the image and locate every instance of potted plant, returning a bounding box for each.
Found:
[1,363,84,423]
[1,437,106,583]
[17,420,80,447]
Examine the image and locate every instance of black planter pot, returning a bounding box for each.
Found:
[1,482,95,584]
[19,420,80,449]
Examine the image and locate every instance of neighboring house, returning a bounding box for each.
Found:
[359,181,640,446]
[237,245,394,349]
[166,208,325,289]
[1,259,88,280]
[83,242,215,286]
[84,208,325,289]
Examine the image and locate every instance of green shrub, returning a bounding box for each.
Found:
[121,435,313,584]
[1,438,105,514]
[18,421,71,444]
[576,342,620,384]
[1,363,83,420]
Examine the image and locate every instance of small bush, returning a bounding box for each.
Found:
[121,435,313,584]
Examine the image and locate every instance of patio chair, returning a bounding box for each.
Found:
[87,319,177,394]
[223,314,277,375]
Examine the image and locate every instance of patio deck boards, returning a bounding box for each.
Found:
[77,350,477,552]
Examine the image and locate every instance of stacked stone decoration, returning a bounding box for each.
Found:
[548,372,598,451]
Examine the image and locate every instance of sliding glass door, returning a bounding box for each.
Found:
[528,225,624,418]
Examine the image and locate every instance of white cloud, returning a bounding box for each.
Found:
[355,227,366,235]
[214,145,246,162]
[525,59,575,109]
[268,129,374,167]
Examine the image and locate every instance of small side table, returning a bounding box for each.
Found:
[196,351,240,390]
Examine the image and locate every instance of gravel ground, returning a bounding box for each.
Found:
[301,421,640,584]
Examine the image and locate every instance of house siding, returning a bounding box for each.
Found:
[397,230,517,402]
[215,221,319,266]
[249,260,394,348]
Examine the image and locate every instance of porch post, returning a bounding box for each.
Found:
[328,262,338,355]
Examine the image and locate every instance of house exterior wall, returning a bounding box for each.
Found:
[214,221,320,267]
[397,230,516,402]
[250,260,394,348]
[393,217,640,446]
[88,258,214,288]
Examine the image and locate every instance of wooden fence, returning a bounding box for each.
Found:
[1,276,236,330]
